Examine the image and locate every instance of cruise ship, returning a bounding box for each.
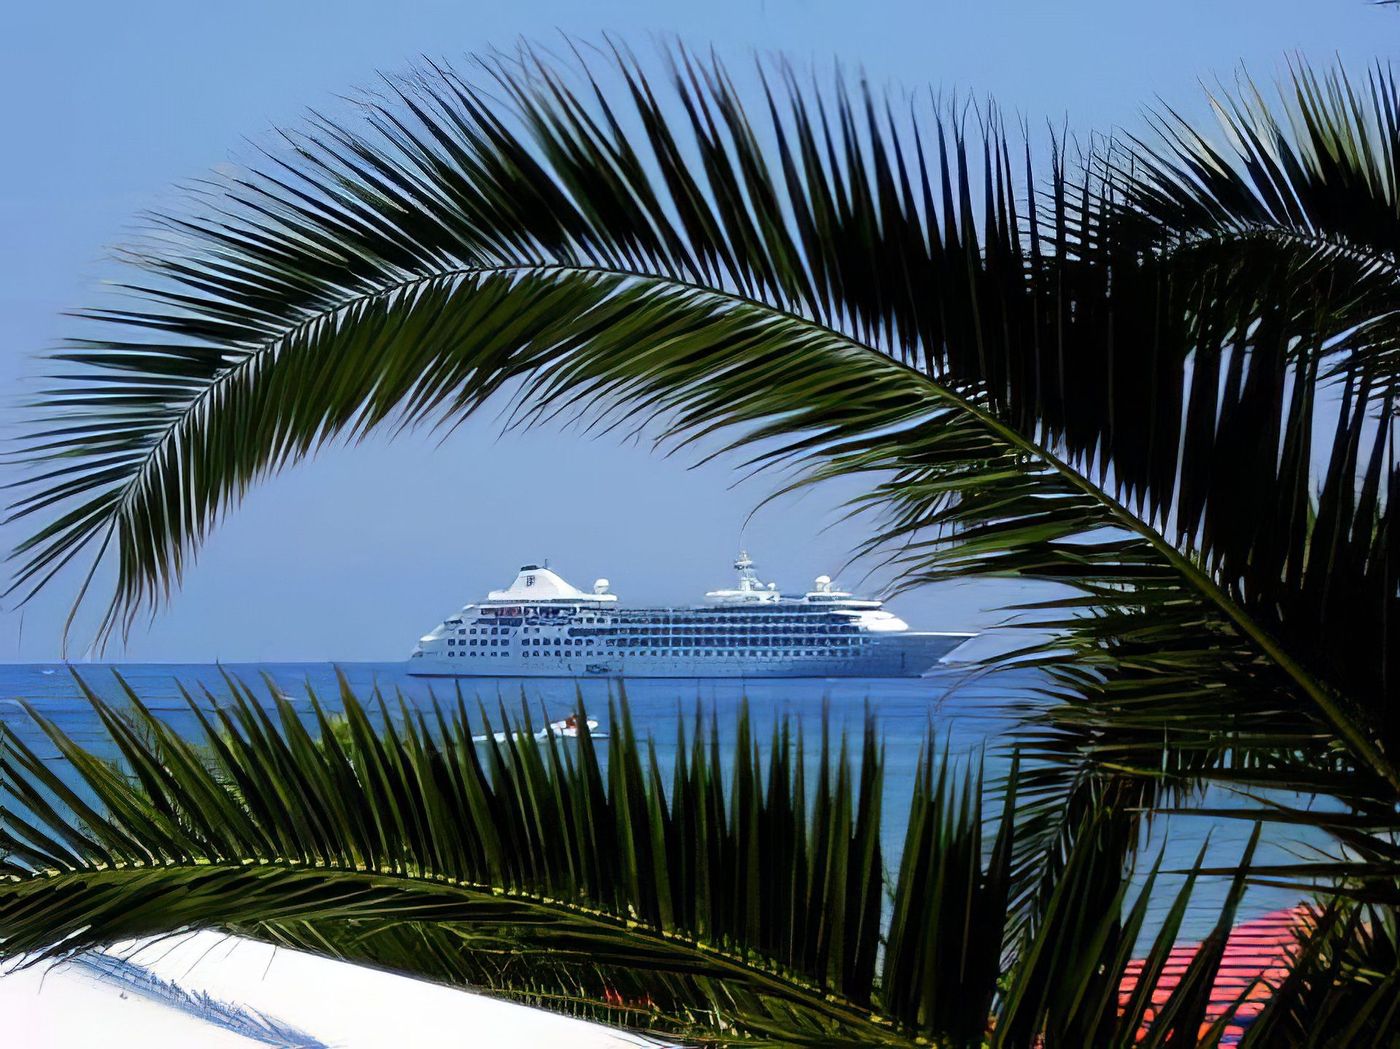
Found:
[407,553,974,678]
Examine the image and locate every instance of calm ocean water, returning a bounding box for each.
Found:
[0,661,1311,942]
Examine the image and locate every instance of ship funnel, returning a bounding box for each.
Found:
[593,578,610,595]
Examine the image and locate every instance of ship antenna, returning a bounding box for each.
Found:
[734,549,760,590]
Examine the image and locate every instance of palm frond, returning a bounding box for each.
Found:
[7,48,1392,776]
[7,38,1400,970]
[1239,900,1400,1045]
[0,671,931,1045]
[2,671,1312,1046]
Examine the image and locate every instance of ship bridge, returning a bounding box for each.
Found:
[704,550,782,604]
[486,564,618,604]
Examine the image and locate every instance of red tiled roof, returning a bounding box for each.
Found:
[1120,906,1311,1045]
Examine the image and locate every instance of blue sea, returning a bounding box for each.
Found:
[0,661,1314,943]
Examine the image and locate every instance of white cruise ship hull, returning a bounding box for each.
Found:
[408,631,973,679]
[409,559,977,679]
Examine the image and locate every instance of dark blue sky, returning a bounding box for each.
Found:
[0,1,1390,661]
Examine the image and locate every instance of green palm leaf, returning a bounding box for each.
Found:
[0,672,1006,1044]
[1239,900,1400,1045]
[6,37,1399,954]
[2,671,1300,1046]
[0,673,899,1044]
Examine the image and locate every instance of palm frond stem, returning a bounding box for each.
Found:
[70,246,1395,791]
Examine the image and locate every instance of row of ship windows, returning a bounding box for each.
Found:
[446,637,857,647]
[444,649,841,658]
[682,615,851,621]
[570,626,856,637]
[453,627,856,638]
[460,616,849,629]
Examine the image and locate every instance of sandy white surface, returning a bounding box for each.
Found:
[3,931,663,1048]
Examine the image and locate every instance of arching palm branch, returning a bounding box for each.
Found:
[3,39,1399,1033]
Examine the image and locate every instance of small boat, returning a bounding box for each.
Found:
[472,714,600,743]
[546,713,598,738]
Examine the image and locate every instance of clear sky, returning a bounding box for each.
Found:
[0,0,1391,662]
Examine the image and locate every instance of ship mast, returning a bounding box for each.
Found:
[734,550,761,592]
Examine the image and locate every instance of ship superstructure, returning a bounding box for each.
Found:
[407,553,973,678]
